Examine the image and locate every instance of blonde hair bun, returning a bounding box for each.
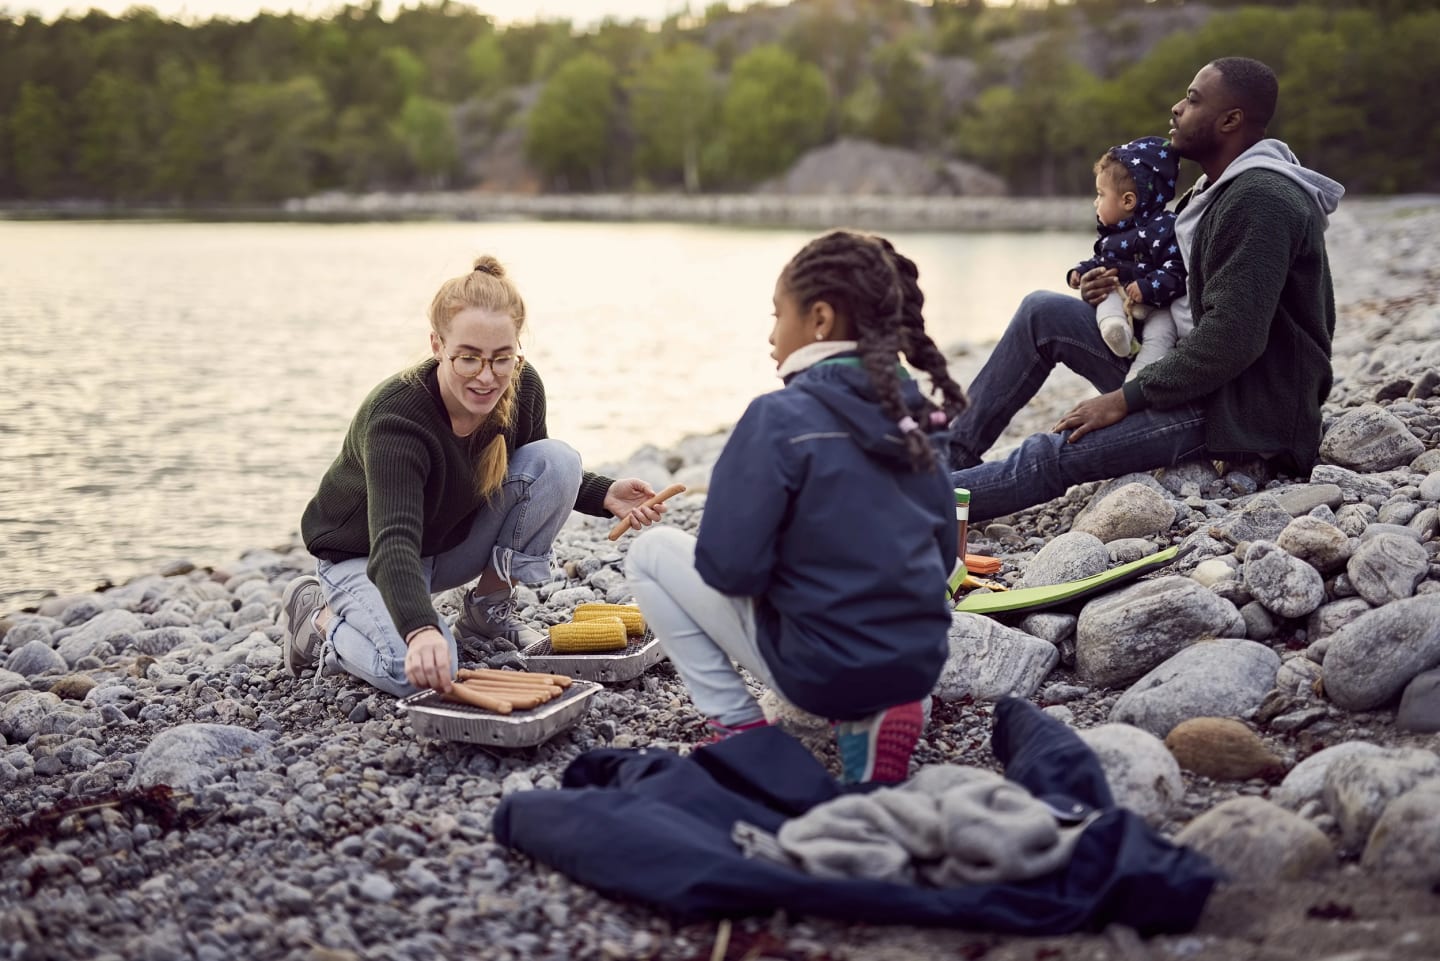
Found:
[473,256,506,278]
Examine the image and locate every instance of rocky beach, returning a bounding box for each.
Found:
[3,196,1440,961]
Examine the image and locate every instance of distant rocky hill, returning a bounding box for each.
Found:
[464,0,1222,198]
[758,138,1007,197]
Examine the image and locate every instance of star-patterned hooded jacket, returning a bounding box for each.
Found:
[1071,135,1185,309]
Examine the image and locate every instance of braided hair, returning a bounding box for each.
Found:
[779,230,968,472]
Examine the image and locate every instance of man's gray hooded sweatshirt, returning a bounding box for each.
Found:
[1122,139,1345,473]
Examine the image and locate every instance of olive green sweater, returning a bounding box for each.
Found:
[1122,170,1336,472]
[301,360,614,638]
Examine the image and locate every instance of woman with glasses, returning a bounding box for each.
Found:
[277,256,664,696]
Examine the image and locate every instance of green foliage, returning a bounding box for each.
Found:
[0,2,1436,203]
[525,52,619,190]
[629,43,720,192]
[9,82,70,198]
[331,105,403,191]
[718,44,829,184]
[223,76,331,202]
[952,34,1099,194]
[152,61,230,202]
[76,71,157,199]
[850,40,943,148]
[394,95,457,185]
[465,32,508,96]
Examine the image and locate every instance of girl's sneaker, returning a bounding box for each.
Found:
[702,717,771,744]
[835,701,924,784]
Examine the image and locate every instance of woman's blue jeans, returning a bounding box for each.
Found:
[949,291,1208,521]
[314,438,583,697]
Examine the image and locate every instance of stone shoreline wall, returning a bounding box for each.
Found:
[283,191,1095,231]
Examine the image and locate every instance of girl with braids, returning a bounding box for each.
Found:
[278,256,664,697]
[626,230,967,784]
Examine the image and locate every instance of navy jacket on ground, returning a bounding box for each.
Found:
[492,698,1220,933]
[693,358,955,720]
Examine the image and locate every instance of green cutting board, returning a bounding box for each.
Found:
[954,545,1180,616]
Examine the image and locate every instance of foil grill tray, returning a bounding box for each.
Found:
[519,630,666,683]
[398,679,600,747]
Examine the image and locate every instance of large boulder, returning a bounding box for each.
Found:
[1345,532,1429,606]
[1211,493,1294,544]
[1323,595,1440,711]
[1072,483,1176,542]
[1272,741,1388,810]
[1361,779,1440,886]
[1323,748,1440,849]
[1109,639,1281,739]
[1075,577,1246,688]
[1175,797,1335,882]
[130,723,274,791]
[1242,541,1325,619]
[934,613,1058,702]
[1164,717,1286,781]
[1275,515,1351,574]
[1075,723,1183,825]
[1319,404,1426,472]
[1018,532,1110,589]
[55,608,144,666]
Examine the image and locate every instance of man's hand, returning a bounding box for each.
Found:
[404,627,453,693]
[604,478,665,530]
[1078,267,1120,306]
[1053,390,1128,443]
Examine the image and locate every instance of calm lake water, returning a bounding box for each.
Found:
[0,219,1086,608]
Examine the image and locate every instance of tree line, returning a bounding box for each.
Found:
[1,0,1436,204]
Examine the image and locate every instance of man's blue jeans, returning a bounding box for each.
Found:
[950,291,1209,521]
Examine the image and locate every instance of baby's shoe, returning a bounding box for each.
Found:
[1099,314,1137,358]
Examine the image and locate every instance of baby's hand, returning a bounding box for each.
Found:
[1124,281,1143,304]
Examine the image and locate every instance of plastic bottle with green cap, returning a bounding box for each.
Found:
[948,488,970,598]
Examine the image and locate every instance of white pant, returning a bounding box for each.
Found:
[1097,291,1181,380]
[624,527,779,726]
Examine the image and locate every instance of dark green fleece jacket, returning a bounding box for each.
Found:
[1121,169,1336,472]
[301,360,613,638]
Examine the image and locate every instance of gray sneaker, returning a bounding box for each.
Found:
[279,575,327,676]
[454,586,544,648]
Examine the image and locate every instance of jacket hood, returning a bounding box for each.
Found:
[788,358,937,468]
[1110,135,1179,220]
[1199,138,1345,226]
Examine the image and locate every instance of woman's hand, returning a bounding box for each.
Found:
[404,626,453,693]
[604,478,665,531]
[1078,267,1120,306]
[1053,390,1128,444]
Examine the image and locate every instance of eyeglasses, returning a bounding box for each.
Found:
[445,350,522,379]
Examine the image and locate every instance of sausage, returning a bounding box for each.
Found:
[459,667,574,688]
[607,483,687,541]
[466,677,567,700]
[442,685,512,714]
[464,689,547,710]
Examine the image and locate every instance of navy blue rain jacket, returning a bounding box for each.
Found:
[1072,135,1187,308]
[693,358,956,721]
[492,698,1221,933]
